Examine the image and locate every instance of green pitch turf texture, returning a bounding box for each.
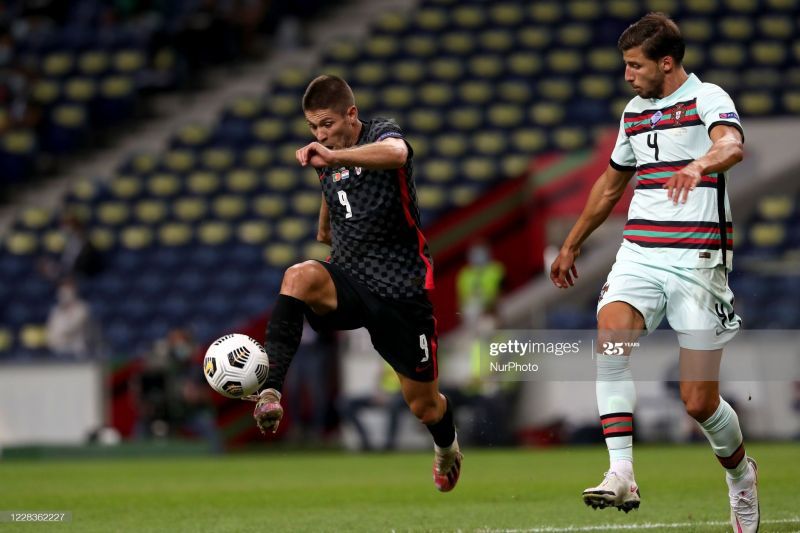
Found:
[1,443,797,532]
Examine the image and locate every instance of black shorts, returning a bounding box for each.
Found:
[304,260,438,382]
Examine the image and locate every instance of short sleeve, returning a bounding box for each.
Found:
[609,114,636,170]
[697,84,744,141]
[367,118,405,143]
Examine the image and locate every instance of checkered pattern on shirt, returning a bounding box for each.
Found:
[318,117,433,299]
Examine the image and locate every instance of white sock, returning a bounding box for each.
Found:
[698,397,747,478]
[596,354,636,465]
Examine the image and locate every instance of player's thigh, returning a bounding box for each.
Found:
[665,266,740,350]
[367,295,438,383]
[597,260,666,337]
[303,261,368,331]
[281,260,337,313]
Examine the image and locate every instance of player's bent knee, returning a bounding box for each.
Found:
[280,261,327,299]
[681,393,717,422]
[597,302,644,334]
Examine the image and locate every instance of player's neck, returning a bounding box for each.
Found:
[658,68,689,99]
[346,120,364,148]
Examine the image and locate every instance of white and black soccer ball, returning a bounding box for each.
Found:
[203,334,269,399]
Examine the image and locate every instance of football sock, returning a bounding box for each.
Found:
[426,395,456,448]
[263,294,306,392]
[596,354,636,467]
[698,396,748,479]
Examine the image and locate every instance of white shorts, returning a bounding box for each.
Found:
[596,258,741,350]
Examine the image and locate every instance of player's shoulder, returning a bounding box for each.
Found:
[620,95,648,115]
[363,116,405,143]
[695,81,732,100]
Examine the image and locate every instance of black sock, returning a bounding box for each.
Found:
[426,395,456,448]
[263,294,306,392]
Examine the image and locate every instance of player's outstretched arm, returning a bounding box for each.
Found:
[550,165,634,289]
[317,193,332,245]
[664,125,743,205]
[296,138,408,170]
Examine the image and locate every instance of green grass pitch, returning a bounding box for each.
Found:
[1,443,797,532]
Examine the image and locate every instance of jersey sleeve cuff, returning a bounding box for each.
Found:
[609,159,636,171]
[708,121,745,143]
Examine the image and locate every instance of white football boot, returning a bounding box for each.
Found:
[728,457,760,533]
[433,435,463,492]
[582,471,641,513]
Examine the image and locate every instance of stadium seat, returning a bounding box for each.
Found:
[43,52,75,78]
[462,157,498,183]
[459,80,494,105]
[487,104,524,128]
[0,328,13,354]
[490,4,524,27]
[738,92,775,115]
[580,75,614,99]
[265,168,297,191]
[685,0,719,14]
[607,0,639,18]
[558,23,591,47]
[242,146,273,169]
[419,83,454,107]
[710,43,746,68]
[97,202,130,226]
[374,11,409,34]
[224,169,259,194]
[587,48,620,73]
[750,41,787,67]
[353,62,387,86]
[529,102,565,127]
[291,191,322,216]
[758,15,793,39]
[147,173,181,198]
[645,0,678,14]
[135,199,168,225]
[127,152,160,176]
[391,60,426,85]
[511,128,547,153]
[404,35,438,59]
[163,149,196,173]
[416,185,447,211]
[433,133,469,158]
[782,90,800,114]
[381,86,415,111]
[31,79,60,106]
[202,148,235,172]
[212,196,248,220]
[263,243,298,268]
[469,55,504,79]
[364,35,399,60]
[749,222,786,249]
[407,109,443,133]
[517,27,552,50]
[448,107,483,130]
[528,3,562,24]
[422,158,458,184]
[553,127,588,151]
[120,225,154,250]
[440,32,474,56]
[415,7,449,32]
[547,50,583,75]
[79,50,110,76]
[42,230,65,254]
[725,0,758,12]
[237,221,272,245]
[266,94,297,117]
[428,57,465,83]
[198,221,232,246]
[187,171,221,196]
[683,45,705,70]
[158,223,194,247]
[472,131,506,156]
[173,197,208,223]
[46,104,88,153]
[479,29,515,54]
[252,194,287,218]
[5,231,38,255]
[89,227,115,251]
[680,18,714,43]
[742,68,781,91]
[20,324,47,350]
[501,154,531,177]
[497,81,532,104]
[276,218,311,242]
[538,79,574,101]
[453,5,485,30]
[756,196,794,221]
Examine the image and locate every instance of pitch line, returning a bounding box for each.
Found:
[478,516,800,532]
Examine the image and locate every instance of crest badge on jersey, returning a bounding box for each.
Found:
[673,103,685,123]
[355,167,362,175]
[650,110,663,128]
[333,167,350,182]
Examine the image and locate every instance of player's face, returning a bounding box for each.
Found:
[622,46,666,99]
[305,106,358,150]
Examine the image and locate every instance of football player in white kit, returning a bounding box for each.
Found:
[550,13,759,532]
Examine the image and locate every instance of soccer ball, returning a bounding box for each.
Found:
[203,333,269,399]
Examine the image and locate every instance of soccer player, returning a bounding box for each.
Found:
[549,13,759,531]
[249,75,462,492]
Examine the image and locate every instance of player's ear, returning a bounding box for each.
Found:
[346,105,358,125]
[660,55,674,73]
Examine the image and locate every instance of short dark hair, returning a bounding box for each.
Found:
[618,12,685,64]
[302,75,355,115]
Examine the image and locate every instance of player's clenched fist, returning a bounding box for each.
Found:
[296,141,336,168]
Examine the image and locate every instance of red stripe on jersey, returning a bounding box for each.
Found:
[397,168,435,290]
[431,315,439,381]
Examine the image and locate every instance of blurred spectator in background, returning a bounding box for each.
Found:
[46,277,102,358]
[283,322,336,442]
[38,213,104,283]
[457,241,505,326]
[339,362,408,451]
[133,328,220,451]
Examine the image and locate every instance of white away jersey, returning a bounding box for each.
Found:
[610,73,743,270]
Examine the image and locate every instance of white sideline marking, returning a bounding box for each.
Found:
[478,517,800,532]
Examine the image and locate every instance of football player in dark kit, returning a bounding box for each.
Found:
[249,75,463,492]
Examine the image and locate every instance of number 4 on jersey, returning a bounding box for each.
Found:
[337,190,353,219]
